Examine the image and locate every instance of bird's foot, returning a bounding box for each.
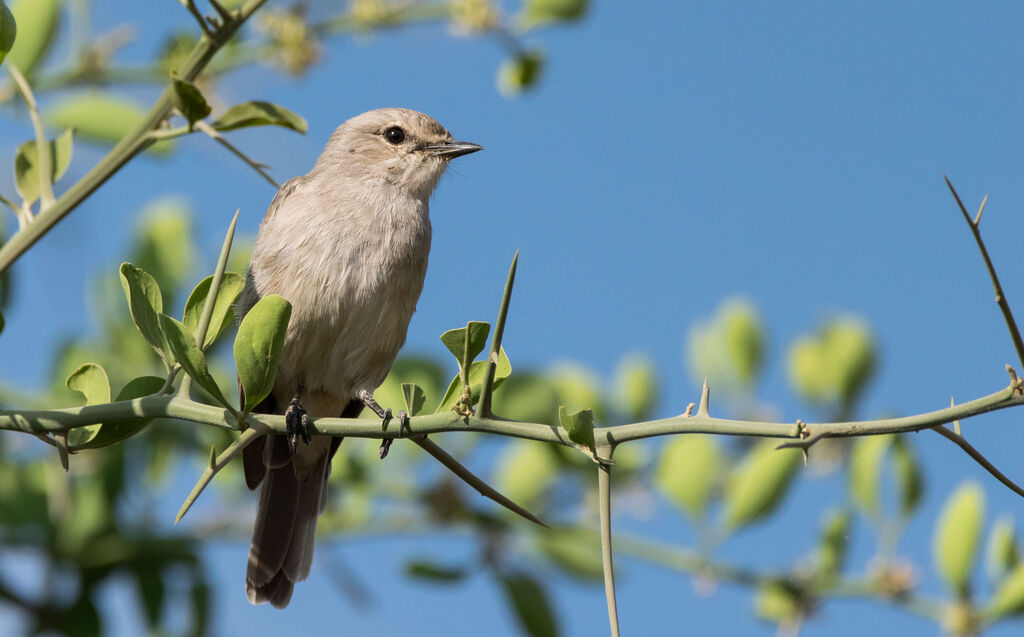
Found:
[378,410,409,459]
[358,389,406,460]
[285,398,312,453]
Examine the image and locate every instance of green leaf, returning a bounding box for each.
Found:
[234,294,292,414]
[159,314,232,410]
[754,582,800,626]
[0,1,16,65]
[492,373,561,426]
[613,354,658,421]
[497,50,544,97]
[892,434,923,517]
[520,0,587,30]
[13,128,73,204]
[440,321,490,376]
[171,79,211,127]
[787,317,876,408]
[78,376,165,449]
[557,405,594,452]
[182,272,244,349]
[135,565,165,628]
[65,363,110,447]
[816,509,851,577]
[404,559,467,583]
[986,515,1019,581]
[548,363,606,423]
[434,347,511,413]
[401,383,426,417]
[133,199,195,297]
[535,527,604,581]
[849,434,892,517]
[655,434,721,520]
[494,439,559,508]
[499,572,559,637]
[723,440,801,530]
[119,263,169,364]
[986,563,1024,620]
[934,481,985,596]
[211,100,307,133]
[6,0,60,75]
[46,93,173,154]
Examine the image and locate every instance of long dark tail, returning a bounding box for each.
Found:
[243,399,359,608]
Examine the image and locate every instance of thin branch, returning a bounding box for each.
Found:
[175,426,265,523]
[931,425,1024,498]
[180,0,213,36]
[597,448,621,637]
[944,176,1024,371]
[479,251,518,418]
[8,63,56,209]
[194,120,280,189]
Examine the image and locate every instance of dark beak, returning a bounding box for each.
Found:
[422,141,483,159]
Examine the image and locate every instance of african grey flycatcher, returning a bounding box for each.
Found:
[236,108,481,608]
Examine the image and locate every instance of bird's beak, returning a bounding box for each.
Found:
[422,141,483,159]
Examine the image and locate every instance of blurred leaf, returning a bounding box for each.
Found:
[56,595,101,636]
[160,314,231,409]
[0,1,15,66]
[892,434,923,517]
[80,376,165,449]
[723,440,801,531]
[535,527,604,581]
[494,439,559,508]
[557,405,594,452]
[65,363,109,447]
[13,128,73,204]
[788,317,876,410]
[435,347,511,413]
[182,272,244,349]
[520,0,587,29]
[548,363,605,423]
[655,434,721,520]
[171,79,211,127]
[212,100,307,133]
[498,50,544,96]
[405,558,468,583]
[234,294,291,413]
[60,477,112,555]
[135,565,165,628]
[119,263,169,364]
[401,383,426,416]
[688,298,765,394]
[849,435,891,517]
[754,582,800,626]
[133,198,194,296]
[492,373,560,425]
[375,356,447,415]
[934,481,985,596]
[499,571,559,637]
[6,0,59,74]
[986,516,1020,581]
[47,93,173,154]
[816,509,851,578]
[986,563,1024,620]
[614,354,658,421]
[440,321,490,376]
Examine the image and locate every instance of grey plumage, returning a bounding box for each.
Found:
[237,108,481,608]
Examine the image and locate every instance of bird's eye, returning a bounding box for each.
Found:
[383,126,406,144]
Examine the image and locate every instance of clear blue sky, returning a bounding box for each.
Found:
[2,1,1024,635]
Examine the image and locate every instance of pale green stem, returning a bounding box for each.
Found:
[8,63,55,209]
[597,448,620,637]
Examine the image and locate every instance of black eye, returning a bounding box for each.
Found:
[383,126,406,144]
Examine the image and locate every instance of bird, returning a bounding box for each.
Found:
[235,108,481,608]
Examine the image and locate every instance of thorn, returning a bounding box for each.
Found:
[951,396,961,436]
[974,194,988,226]
[697,379,710,417]
[55,433,70,472]
[683,402,695,417]
[208,444,217,469]
[796,420,809,465]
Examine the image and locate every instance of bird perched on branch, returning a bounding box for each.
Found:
[236,108,482,608]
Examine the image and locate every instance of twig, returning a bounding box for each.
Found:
[175,427,265,523]
[597,446,621,637]
[180,0,213,36]
[931,425,1024,499]
[945,176,1024,371]
[479,251,518,418]
[194,120,280,189]
[8,63,56,209]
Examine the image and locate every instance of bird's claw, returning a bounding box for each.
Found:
[378,410,409,460]
[285,399,312,453]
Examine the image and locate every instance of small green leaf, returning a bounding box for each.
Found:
[79,376,165,449]
[13,129,73,204]
[494,439,559,508]
[754,582,800,626]
[986,563,1024,619]
[440,321,490,375]
[171,79,211,127]
[0,1,16,66]
[160,314,232,410]
[47,93,173,154]
[723,440,801,530]
[65,363,110,447]
[614,354,658,421]
[405,559,467,583]
[557,405,594,452]
[535,527,603,581]
[182,272,244,349]
[816,509,851,577]
[934,481,985,596]
[211,101,307,133]
[6,0,60,75]
[892,435,923,517]
[548,364,606,423]
[119,263,169,363]
[655,434,721,520]
[434,347,511,413]
[401,383,426,417]
[497,50,544,97]
[849,434,892,517]
[986,515,1019,581]
[234,294,292,414]
[520,0,587,30]
[499,571,559,637]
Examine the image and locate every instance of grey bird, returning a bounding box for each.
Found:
[236,108,481,608]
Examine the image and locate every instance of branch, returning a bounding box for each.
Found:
[193,120,280,189]
[7,63,55,209]
[931,425,1024,498]
[597,446,620,637]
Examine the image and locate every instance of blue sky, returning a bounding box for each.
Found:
[2,1,1024,635]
